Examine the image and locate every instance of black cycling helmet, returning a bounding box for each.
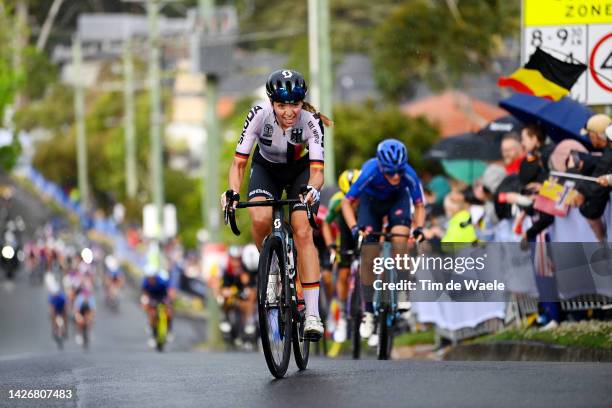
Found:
[265,69,308,103]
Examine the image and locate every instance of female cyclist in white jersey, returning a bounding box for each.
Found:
[221,69,332,338]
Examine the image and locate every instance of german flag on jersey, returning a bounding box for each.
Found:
[498,48,586,101]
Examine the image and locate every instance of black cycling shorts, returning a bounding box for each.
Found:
[247,150,320,214]
[338,217,355,268]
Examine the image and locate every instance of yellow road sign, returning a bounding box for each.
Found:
[524,0,612,26]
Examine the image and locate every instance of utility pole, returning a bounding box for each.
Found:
[36,0,64,51]
[147,0,165,240]
[318,0,335,186]
[307,0,321,108]
[123,39,138,199]
[203,74,221,243]
[199,0,220,243]
[198,0,223,349]
[72,36,89,210]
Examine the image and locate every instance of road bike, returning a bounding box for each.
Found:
[332,245,364,360]
[51,314,68,350]
[154,302,168,352]
[361,231,412,360]
[225,195,318,378]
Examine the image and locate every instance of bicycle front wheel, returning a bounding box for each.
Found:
[292,309,310,370]
[258,236,292,378]
[377,305,394,360]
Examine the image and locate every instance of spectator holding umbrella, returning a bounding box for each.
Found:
[571,114,612,242]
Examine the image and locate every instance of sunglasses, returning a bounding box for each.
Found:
[274,86,306,103]
[383,169,404,177]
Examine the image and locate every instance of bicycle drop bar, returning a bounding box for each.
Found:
[225,199,318,236]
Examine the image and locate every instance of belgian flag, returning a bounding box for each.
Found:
[498,48,586,101]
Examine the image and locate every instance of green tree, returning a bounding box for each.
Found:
[332,101,440,175]
[0,2,24,171]
[13,84,74,133]
[372,0,519,100]
[235,0,402,81]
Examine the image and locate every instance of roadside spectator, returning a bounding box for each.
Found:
[572,114,612,242]
[518,124,556,242]
[501,132,525,174]
[441,190,478,243]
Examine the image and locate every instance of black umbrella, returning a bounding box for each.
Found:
[477,115,524,143]
[426,132,501,161]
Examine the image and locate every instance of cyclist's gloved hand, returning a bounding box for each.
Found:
[221,189,240,210]
[412,227,425,243]
[351,225,361,241]
[299,184,320,204]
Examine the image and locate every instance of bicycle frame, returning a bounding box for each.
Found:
[157,303,168,345]
[373,240,398,323]
[360,231,412,359]
[225,197,318,335]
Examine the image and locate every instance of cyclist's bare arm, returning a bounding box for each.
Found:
[412,203,425,229]
[308,166,324,192]
[322,221,334,247]
[341,197,357,229]
[227,156,248,198]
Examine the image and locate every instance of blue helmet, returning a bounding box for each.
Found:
[376,139,407,172]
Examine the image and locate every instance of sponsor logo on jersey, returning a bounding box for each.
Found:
[260,123,273,146]
[263,124,273,138]
[239,105,263,144]
[312,129,320,145]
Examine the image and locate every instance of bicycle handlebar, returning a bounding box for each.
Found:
[224,199,319,236]
[356,230,417,251]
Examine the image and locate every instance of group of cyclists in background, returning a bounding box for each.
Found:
[23,223,103,349]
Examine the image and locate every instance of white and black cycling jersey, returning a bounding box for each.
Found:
[234,101,325,167]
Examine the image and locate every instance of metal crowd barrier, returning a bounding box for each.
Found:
[513,293,539,326]
[560,295,612,312]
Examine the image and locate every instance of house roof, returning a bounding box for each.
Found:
[401,90,507,137]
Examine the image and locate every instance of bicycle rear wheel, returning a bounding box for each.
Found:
[156,304,167,352]
[350,293,361,359]
[292,308,310,370]
[349,264,362,359]
[377,305,394,360]
[258,236,292,378]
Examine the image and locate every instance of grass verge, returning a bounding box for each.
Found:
[472,320,612,349]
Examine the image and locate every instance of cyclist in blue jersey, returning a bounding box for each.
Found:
[341,139,426,340]
[47,276,67,340]
[141,266,174,345]
[73,286,96,346]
